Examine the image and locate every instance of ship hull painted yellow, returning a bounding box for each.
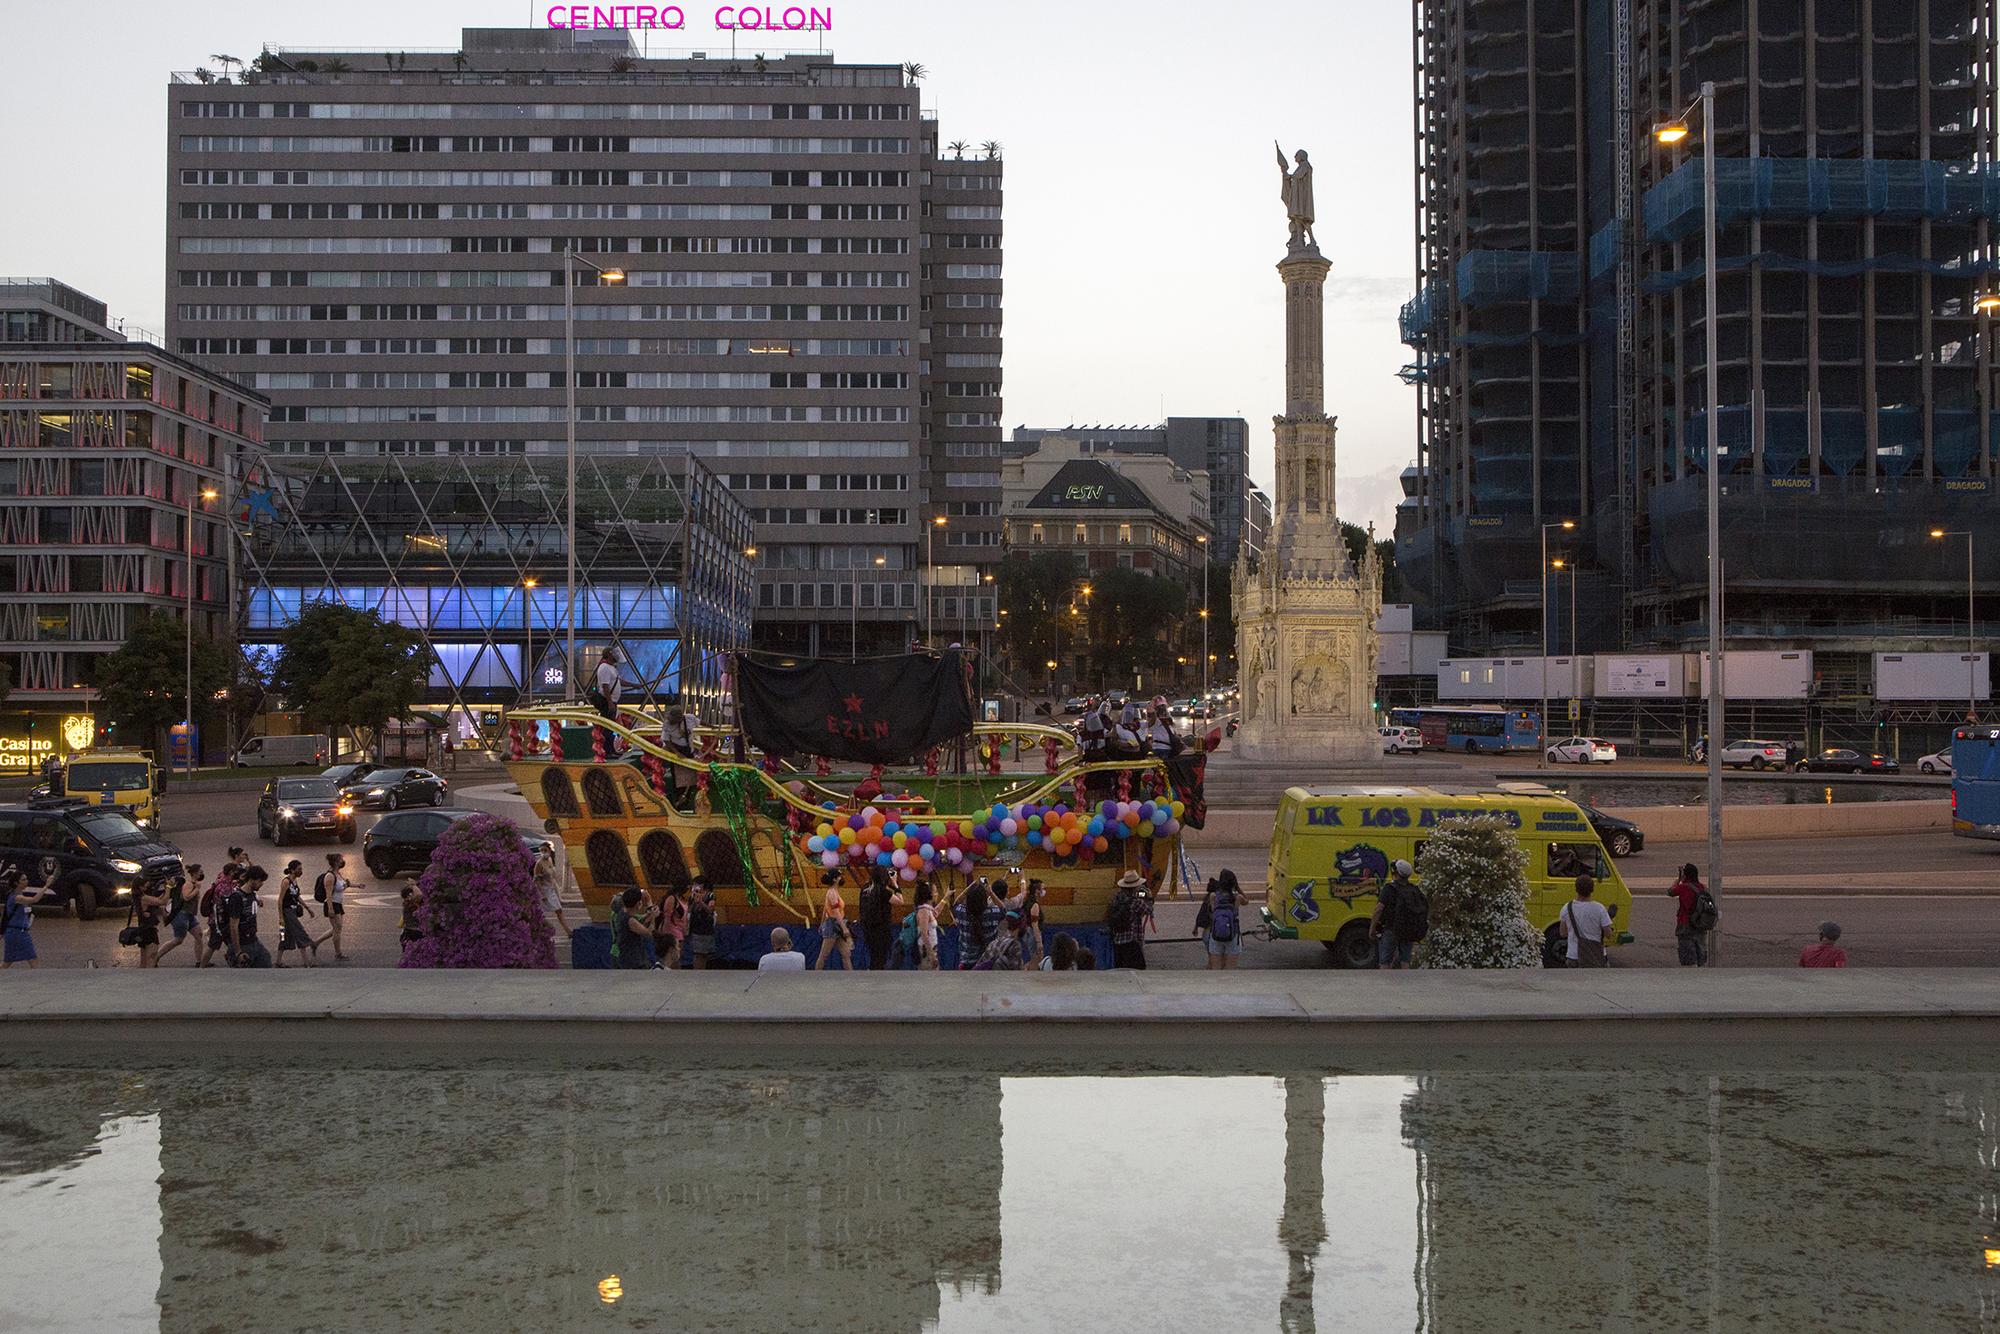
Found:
[504,757,1188,928]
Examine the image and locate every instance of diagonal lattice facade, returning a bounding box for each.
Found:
[234,449,752,729]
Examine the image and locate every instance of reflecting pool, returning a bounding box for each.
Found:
[2,1046,1996,1332]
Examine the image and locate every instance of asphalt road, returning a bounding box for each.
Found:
[8,785,1999,971]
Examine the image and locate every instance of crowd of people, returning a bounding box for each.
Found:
[1076,695,1189,763]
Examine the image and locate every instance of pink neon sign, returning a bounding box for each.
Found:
[544,4,834,30]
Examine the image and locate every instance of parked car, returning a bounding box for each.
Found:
[1578,804,1645,859]
[1547,736,1618,764]
[1379,725,1424,755]
[1719,739,1793,770]
[1917,748,1954,775]
[362,807,553,880]
[1797,748,1901,774]
[256,777,357,847]
[0,799,182,920]
[321,761,382,789]
[338,766,449,811]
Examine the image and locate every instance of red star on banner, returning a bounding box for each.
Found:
[844,694,865,715]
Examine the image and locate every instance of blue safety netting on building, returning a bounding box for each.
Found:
[1680,406,1993,477]
[1400,282,1443,346]
[1644,158,2000,245]
[1455,250,1581,306]
[1643,248,1999,295]
[1588,222,1622,280]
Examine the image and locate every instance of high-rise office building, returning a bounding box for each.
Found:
[1402,0,1995,663]
[0,279,265,750]
[1007,416,1257,562]
[166,27,1001,661]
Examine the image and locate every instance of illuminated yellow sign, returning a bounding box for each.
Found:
[61,715,94,751]
[0,736,55,769]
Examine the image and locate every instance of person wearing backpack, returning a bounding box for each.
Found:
[1107,871,1149,969]
[1558,874,1613,968]
[1195,869,1249,969]
[857,865,902,971]
[1371,860,1424,969]
[310,853,350,963]
[1668,863,1716,966]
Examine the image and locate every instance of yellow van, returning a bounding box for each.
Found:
[58,748,165,831]
[1262,786,1635,968]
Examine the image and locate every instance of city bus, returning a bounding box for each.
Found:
[1386,706,1543,755]
[1949,725,2000,839]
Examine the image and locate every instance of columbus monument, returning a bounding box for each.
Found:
[1230,142,1382,765]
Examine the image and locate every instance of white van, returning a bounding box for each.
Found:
[233,734,331,768]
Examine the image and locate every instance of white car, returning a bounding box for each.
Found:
[1719,739,1792,770]
[1379,725,1424,755]
[1546,736,1617,764]
[1917,748,1953,775]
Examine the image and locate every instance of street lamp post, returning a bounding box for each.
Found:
[185,484,218,774]
[1658,79,1724,896]
[927,514,947,646]
[851,553,885,661]
[1538,519,1575,768]
[562,245,624,702]
[1932,529,1978,721]
[1197,534,1210,703]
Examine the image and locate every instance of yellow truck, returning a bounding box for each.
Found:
[1262,786,1635,968]
[54,748,166,831]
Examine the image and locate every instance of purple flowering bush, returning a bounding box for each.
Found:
[399,812,557,970]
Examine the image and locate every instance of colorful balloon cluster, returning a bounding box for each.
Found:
[801,798,1186,881]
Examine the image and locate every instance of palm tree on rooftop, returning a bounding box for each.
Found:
[948,140,968,159]
[903,61,926,85]
[982,140,1002,160]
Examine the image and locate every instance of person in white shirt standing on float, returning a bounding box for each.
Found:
[591,646,623,720]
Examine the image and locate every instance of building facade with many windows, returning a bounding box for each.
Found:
[0,279,265,751]
[165,27,1000,660]
[1008,417,1257,563]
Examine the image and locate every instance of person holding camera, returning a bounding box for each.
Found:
[2,869,56,969]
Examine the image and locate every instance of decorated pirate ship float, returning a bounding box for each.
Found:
[501,649,1210,961]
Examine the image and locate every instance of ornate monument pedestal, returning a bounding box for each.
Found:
[1228,151,1382,768]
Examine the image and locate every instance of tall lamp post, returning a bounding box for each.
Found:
[1538,519,1575,768]
[562,244,624,702]
[1931,528,1978,721]
[1197,533,1210,702]
[185,484,219,774]
[926,514,947,645]
[1657,79,1724,896]
[851,552,885,661]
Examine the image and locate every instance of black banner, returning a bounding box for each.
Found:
[736,650,974,765]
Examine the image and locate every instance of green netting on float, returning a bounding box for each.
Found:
[1644,159,2000,245]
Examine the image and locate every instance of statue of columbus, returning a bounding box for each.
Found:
[1275,141,1316,250]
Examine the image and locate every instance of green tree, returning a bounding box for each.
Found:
[1342,522,1402,604]
[94,612,232,756]
[270,603,432,751]
[1080,567,1187,687]
[995,550,1081,671]
[1412,815,1543,969]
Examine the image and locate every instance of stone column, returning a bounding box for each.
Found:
[1281,250,1332,418]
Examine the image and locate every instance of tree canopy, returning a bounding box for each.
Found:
[94,611,232,751]
[269,603,432,742]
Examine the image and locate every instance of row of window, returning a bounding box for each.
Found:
[756,584,997,617]
[182,101,910,122]
[179,335,911,357]
[724,473,910,491]
[175,271,912,301]
[177,302,913,331]
[179,136,912,155]
[247,584,682,631]
[268,403,911,425]
[748,507,907,525]
[259,438,915,460]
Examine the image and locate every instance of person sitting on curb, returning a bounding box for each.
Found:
[757,926,807,972]
[1799,921,1847,968]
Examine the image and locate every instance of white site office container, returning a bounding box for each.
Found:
[1693,650,1813,699]
[1377,603,1416,635]
[1873,652,1991,701]
[1437,657,1583,699]
[1593,654,1695,697]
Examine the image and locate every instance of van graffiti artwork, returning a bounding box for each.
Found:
[544,4,833,30]
[1332,843,1390,884]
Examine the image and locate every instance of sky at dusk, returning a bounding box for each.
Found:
[2,0,1417,531]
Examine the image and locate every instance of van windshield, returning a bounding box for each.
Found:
[74,810,148,846]
[67,763,148,791]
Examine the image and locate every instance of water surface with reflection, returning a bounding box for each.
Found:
[1,1045,1994,1332]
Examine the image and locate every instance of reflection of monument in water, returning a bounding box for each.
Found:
[1231,142,1382,767]
[2,1065,1003,1333]
[1278,1075,1326,1334]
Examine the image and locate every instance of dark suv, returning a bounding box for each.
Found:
[257,777,357,846]
[0,799,183,920]
[338,766,448,811]
[362,808,552,880]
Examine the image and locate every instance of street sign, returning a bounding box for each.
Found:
[1567,699,1580,722]
[169,723,198,770]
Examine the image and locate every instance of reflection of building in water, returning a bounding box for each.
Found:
[1278,1075,1326,1334]
[1400,1068,2000,1330]
[1,1066,1002,1332]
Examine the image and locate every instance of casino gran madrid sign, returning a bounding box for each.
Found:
[544,3,833,30]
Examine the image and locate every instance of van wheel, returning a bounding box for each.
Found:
[1327,921,1377,970]
[70,879,100,921]
[1542,923,1567,968]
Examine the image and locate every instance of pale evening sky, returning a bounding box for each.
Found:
[1,0,1417,532]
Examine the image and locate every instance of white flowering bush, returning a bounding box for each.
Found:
[1413,815,1542,969]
